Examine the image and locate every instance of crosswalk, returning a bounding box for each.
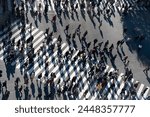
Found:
[0,19,150,100]
[35,0,55,12]
[115,0,148,11]
[13,0,148,17]
[23,0,86,13]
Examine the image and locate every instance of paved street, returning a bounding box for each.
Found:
[0,0,150,100]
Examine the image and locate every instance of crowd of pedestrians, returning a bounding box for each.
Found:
[0,0,150,100]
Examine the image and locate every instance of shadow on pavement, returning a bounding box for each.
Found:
[122,8,150,66]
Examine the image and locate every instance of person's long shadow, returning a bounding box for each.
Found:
[38,13,42,23]
[70,11,75,21]
[146,76,150,84]
[117,48,123,61]
[99,29,104,38]
[87,10,96,28]
[65,10,70,19]
[59,17,63,26]
[80,10,86,21]
[24,86,29,100]
[34,19,38,28]
[63,11,67,20]
[30,10,34,18]
[91,19,96,29]
[51,21,57,32]
[19,57,24,75]
[43,83,49,100]
[35,79,42,97]
[107,17,114,27]
[75,11,79,21]
[62,92,68,100]
[14,85,20,100]
[103,14,114,27]
[49,82,56,100]
[5,62,16,80]
[44,14,49,23]
[120,46,125,56]
[62,8,70,19]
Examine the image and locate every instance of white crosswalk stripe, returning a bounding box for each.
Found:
[1,20,150,100]
[32,0,55,12]
[137,84,145,99]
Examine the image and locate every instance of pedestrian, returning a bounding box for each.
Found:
[51,15,57,23]
[36,92,42,100]
[116,40,121,48]
[133,82,140,89]
[83,30,88,37]
[138,44,142,51]
[3,90,10,100]
[15,77,20,86]
[76,24,81,36]
[38,3,42,14]
[142,87,148,95]
[72,38,78,50]
[75,3,78,10]
[0,81,2,93]
[45,28,49,36]
[83,89,88,97]
[123,55,128,63]
[0,70,2,77]
[87,42,91,49]
[19,85,23,99]
[30,22,32,29]
[58,35,62,42]
[104,40,109,47]
[120,40,124,46]
[30,71,35,82]
[109,44,114,53]
[64,24,69,34]
[93,38,98,47]
[44,4,48,15]
[98,42,103,49]
[72,32,76,39]
[143,66,150,75]
[99,20,102,29]
[2,80,7,90]
[139,34,145,42]
[123,27,127,34]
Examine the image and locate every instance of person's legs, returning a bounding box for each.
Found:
[143,67,150,76]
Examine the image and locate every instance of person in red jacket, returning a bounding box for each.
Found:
[51,15,57,23]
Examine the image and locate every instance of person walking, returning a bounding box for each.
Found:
[44,3,48,15]
[19,85,23,99]
[64,24,70,34]
[143,66,150,76]
[116,40,121,48]
[109,44,114,53]
[0,81,2,94]
[44,28,49,36]
[122,55,128,63]
[51,15,57,23]
[30,71,35,82]
[2,80,7,90]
